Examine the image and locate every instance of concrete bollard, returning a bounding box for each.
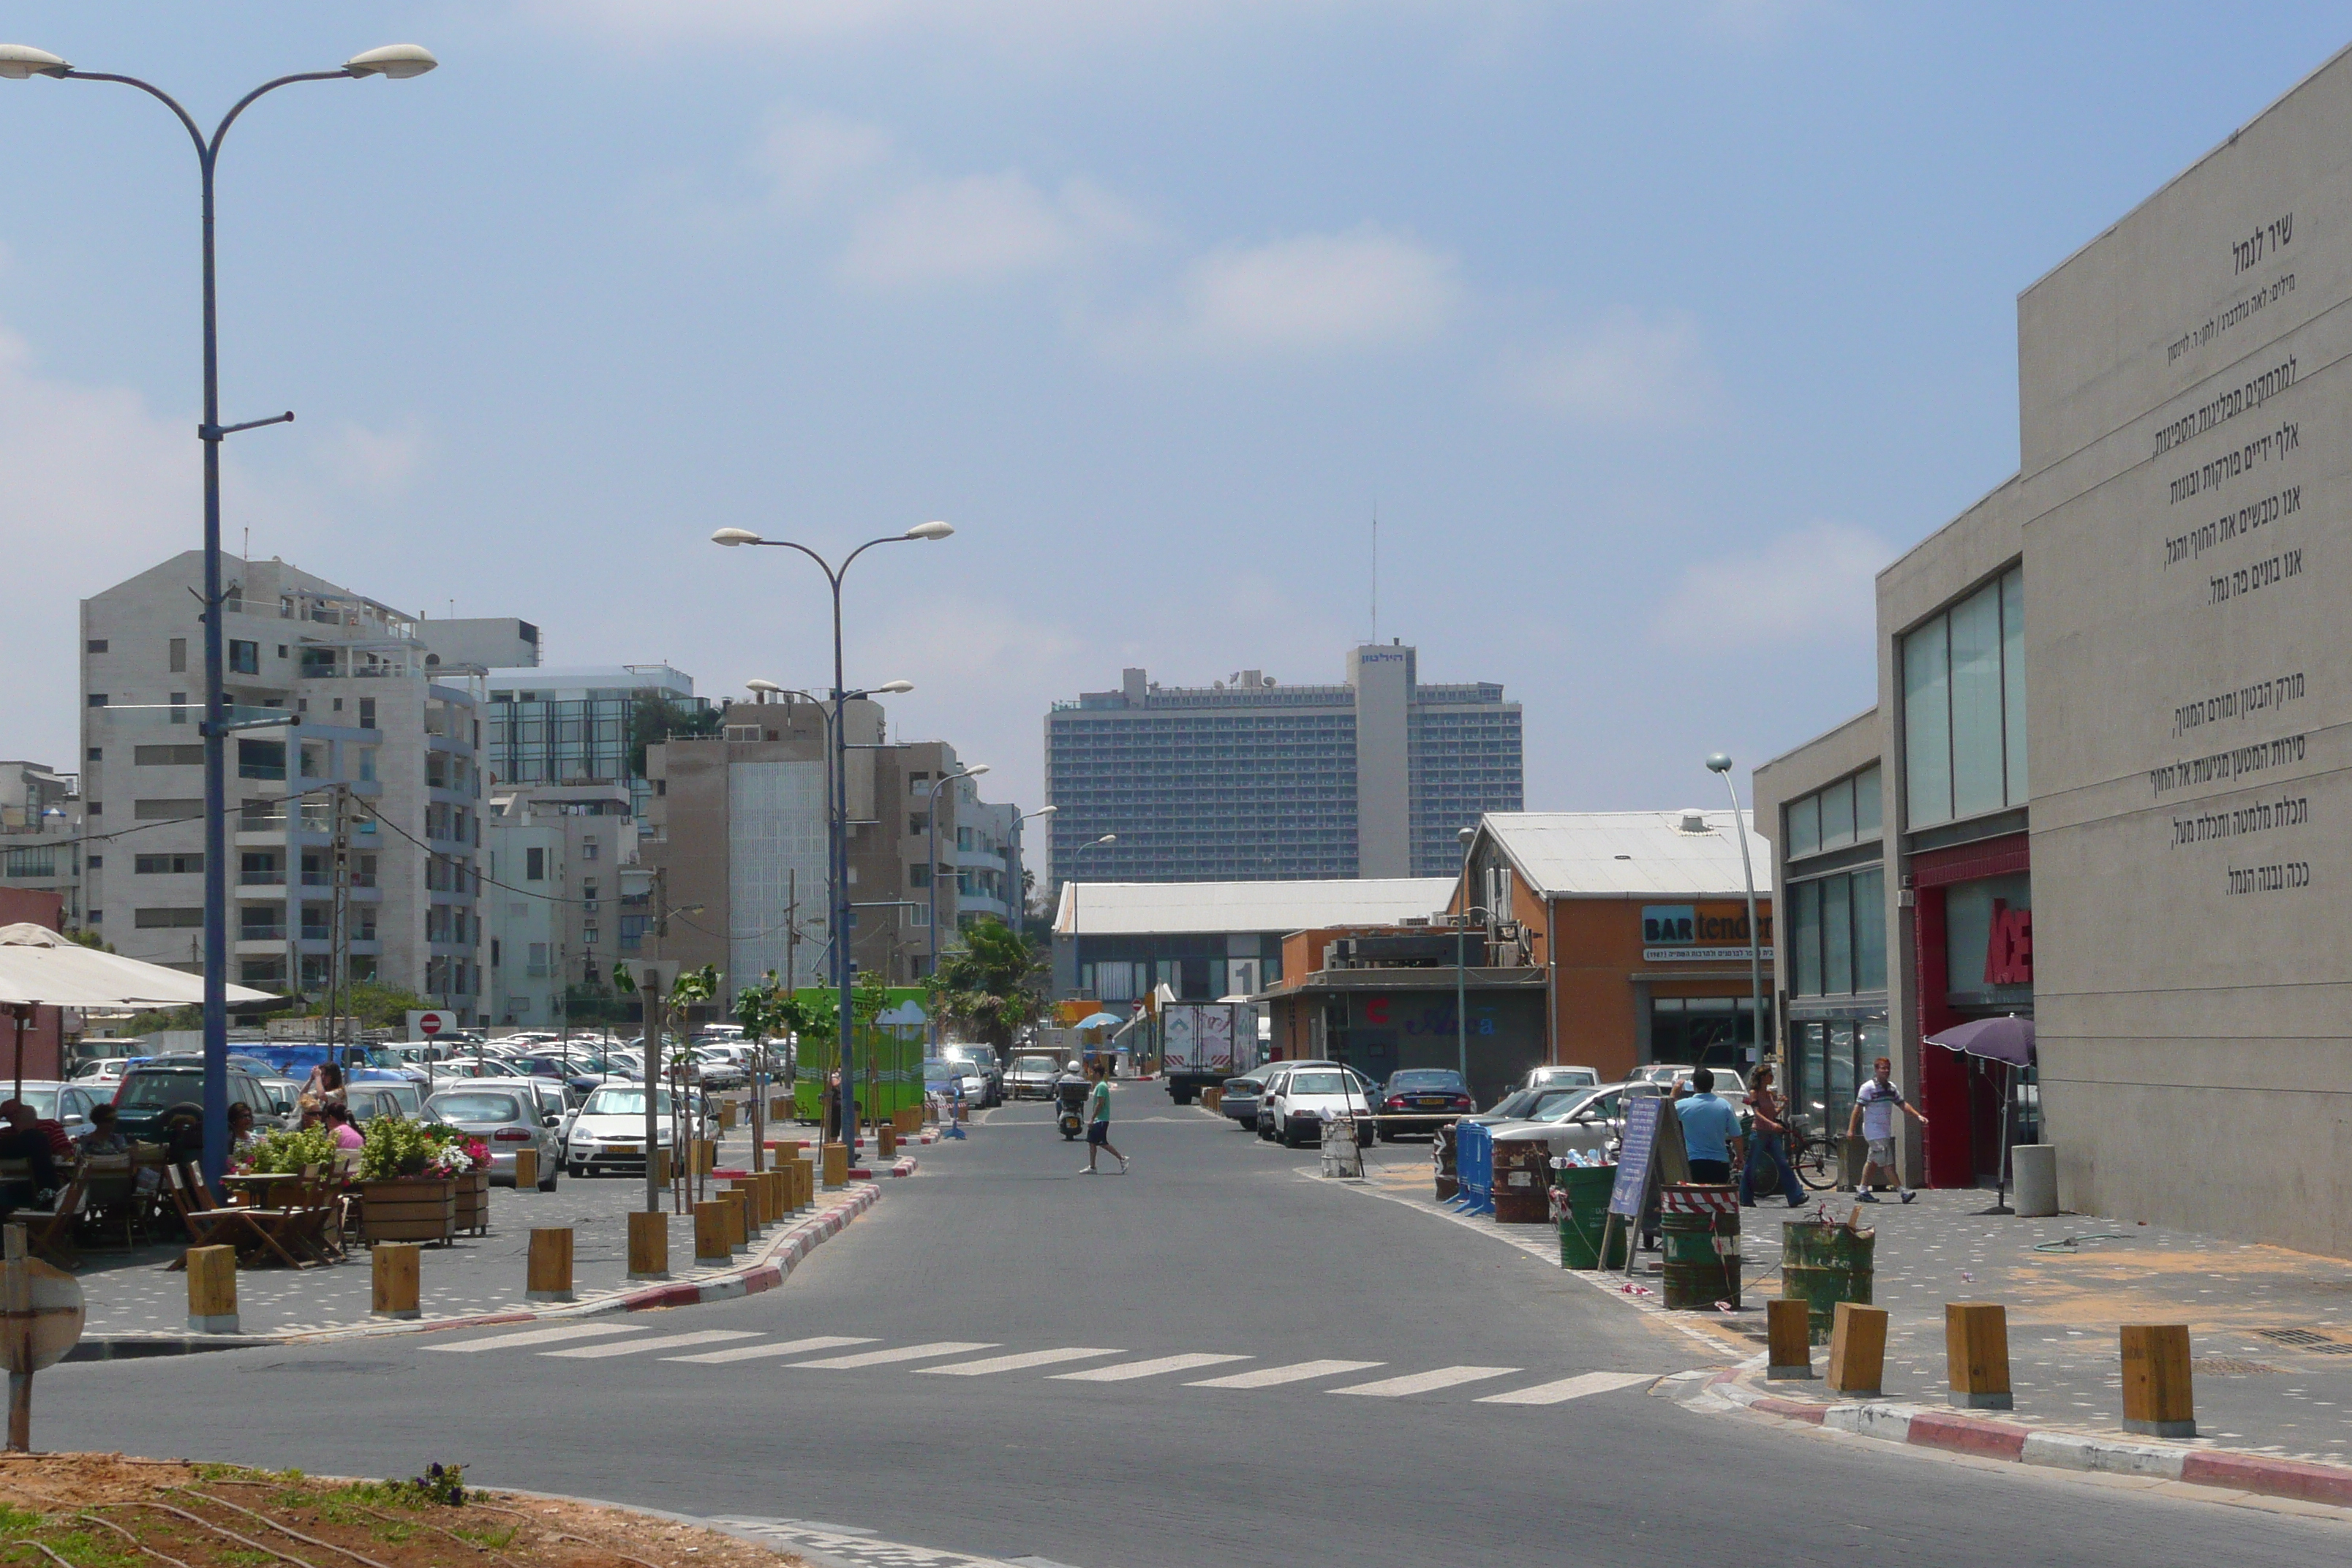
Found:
[2011,1145,2059,1218]
[185,1244,239,1334]
[513,1147,539,1191]
[1766,1297,1813,1380]
[693,1202,732,1267]
[372,1242,421,1319]
[1826,1302,1888,1398]
[627,1210,669,1280]
[1945,1303,2013,1410]
[823,1142,848,1188]
[526,1227,574,1303]
[2121,1324,2196,1438]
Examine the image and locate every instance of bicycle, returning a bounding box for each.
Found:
[1789,1101,1843,1191]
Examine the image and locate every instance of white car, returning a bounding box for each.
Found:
[564,1083,681,1177]
[1261,1066,1374,1147]
[1482,1083,1632,1162]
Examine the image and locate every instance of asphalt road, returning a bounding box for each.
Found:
[31,1086,2350,1567]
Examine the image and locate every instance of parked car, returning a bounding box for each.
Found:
[1522,1065,1601,1095]
[1251,1061,1349,1140]
[1634,1063,1746,1096]
[1480,1082,1634,1163]
[1006,1053,1065,1101]
[940,1044,1003,1106]
[71,1058,132,1087]
[1260,1066,1375,1147]
[110,1060,285,1145]
[425,1084,562,1190]
[347,1071,425,1119]
[12,1081,103,1147]
[562,1083,679,1177]
[1218,1068,1275,1128]
[1368,1068,1476,1139]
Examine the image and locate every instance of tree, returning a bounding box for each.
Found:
[628,693,722,777]
[924,916,1047,1049]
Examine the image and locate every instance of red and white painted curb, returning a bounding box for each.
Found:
[1696,1362,2352,1509]
[848,1156,920,1180]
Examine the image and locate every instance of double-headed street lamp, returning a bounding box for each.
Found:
[1706,753,1768,1071]
[924,763,991,1049]
[714,522,951,1163]
[1,40,437,1188]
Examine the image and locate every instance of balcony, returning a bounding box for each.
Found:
[238,870,286,887]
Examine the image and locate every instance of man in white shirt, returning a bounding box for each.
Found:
[1846,1055,1928,1203]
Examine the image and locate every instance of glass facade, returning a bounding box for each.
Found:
[1901,567,2027,828]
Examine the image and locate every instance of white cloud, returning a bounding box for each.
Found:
[837,172,1146,290]
[1104,225,1458,359]
[312,418,428,495]
[751,110,894,211]
[1506,307,1720,426]
[1649,520,1889,646]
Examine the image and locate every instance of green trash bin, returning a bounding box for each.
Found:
[1782,1219,1875,1344]
[1553,1161,1625,1270]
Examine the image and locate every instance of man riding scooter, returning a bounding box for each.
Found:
[1053,1059,1089,1140]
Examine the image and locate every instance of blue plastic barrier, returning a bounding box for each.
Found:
[1452,1121,1495,1215]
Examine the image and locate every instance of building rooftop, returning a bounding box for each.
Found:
[1054,877,1458,938]
[486,665,696,697]
[1474,810,1769,900]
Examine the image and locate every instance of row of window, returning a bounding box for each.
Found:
[1784,765,1883,859]
[1903,566,2027,829]
[1786,867,1888,998]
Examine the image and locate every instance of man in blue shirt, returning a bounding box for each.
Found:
[1673,1067,1744,1186]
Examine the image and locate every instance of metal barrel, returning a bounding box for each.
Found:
[1659,1184,1741,1310]
[1781,1220,1876,1343]
[1552,1162,1624,1270]
[1492,1137,1553,1224]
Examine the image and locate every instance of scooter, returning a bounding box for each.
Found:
[1055,1076,1088,1140]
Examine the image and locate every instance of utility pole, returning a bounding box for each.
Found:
[329,782,352,1060]
[642,864,667,1216]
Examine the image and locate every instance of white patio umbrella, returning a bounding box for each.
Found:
[0,923,277,1098]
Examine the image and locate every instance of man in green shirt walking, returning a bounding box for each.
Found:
[1082,1058,1128,1174]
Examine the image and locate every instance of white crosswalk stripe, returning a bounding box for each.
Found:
[786,1341,998,1370]
[666,1335,878,1365]
[544,1330,761,1359]
[1328,1365,1518,1397]
[1186,1359,1384,1389]
[426,1322,647,1353]
[1474,1370,1653,1406]
[921,1347,1124,1376]
[1051,1353,1250,1382]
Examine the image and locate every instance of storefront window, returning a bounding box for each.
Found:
[1902,566,2027,829]
[1854,866,1887,990]
[1820,775,1856,849]
[1787,794,1820,858]
[1787,867,1885,998]
[1856,767,1882,837]
[1942,872,2032,1009]
[1903,617,1951,826]
[1823,876,1852,993]
[1790,881,1822,995]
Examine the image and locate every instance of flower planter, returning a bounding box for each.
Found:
[360,1177,459,1245]
[453,1169,491,1236]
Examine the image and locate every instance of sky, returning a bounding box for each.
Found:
[6,2,2352,824]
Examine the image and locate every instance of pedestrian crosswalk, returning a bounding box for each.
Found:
[424,1322,1659,1408]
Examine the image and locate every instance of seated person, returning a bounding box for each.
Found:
[79,1102,130,1156]
[227,1101,258,1155]
[323,1101,364,1152]
[0,1099,60,1214]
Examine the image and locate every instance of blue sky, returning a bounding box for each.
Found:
[5,3,2350,824]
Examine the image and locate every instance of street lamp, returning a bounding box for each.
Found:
[713,522,950,1164]
[1455,826,1476,1093]
[925,761,990,1048]
[1706,753,1768,1073]
[3,41,437,1190]
[1012,805,1056,937]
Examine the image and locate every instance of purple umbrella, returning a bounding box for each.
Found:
[1926,1014,2032,1214]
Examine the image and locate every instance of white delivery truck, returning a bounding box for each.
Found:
[1161,1002,1259,1104]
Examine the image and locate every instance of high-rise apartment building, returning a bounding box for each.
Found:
[481,664,707,830]
[483,779,638,1028]
[1044,643,1522,890]
[80,553,493,1018]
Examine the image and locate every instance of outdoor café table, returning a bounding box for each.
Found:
[221,1171,306,1207]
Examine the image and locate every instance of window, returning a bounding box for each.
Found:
[909,814,929,836]
[1783,766,1882,859]
[1901,566,2025,829]
[358,747,377,782]
[358,697,376,729]
[228,640,260,675]
[135,798,202,820]
[1787,868,1887,997]
[910,864,931,888]
[237,739,286,780]
[4,849,56,878]
[491,938,502,968]
[87,638,108,653]
[86,747,101,762]
[525,846,545,881]
[583,925,599,946]
[581,836,599,861]
[134,853,203,874]
[169,638,186,673]
[135,745,204,766]
[135,907,204,929]
[170,692,188,724]
[87,693,108,708]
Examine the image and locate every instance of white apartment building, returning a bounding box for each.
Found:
[483,780,639,1028]
[80,554,506,1018]
[0,761,83,928]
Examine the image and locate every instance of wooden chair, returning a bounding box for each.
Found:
[163,1163,317,1270]
[75,1153,139,1250]
[12,1176,88,1267]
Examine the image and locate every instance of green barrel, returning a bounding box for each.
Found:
[1782,1221,1875,1344]
[1659,1195,1741,1310]
[1554,1164,1625,1270]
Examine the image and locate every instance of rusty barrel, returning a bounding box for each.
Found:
[1782,1219,1876,1344]
[1491,1136,1553,1224]
[1659,1183,1741,1309]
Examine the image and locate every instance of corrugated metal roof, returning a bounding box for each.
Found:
[1478,810,1768,900]
[1053,877,1458,938]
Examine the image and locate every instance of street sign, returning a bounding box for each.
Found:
[0,1256,83,1373]
[407,1009,458,1041]
[1608,1097,1664,1218]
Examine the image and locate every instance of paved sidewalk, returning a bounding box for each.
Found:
[1354,1139,2352,1469]
[67,1120,905,1343]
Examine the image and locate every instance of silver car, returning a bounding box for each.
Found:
[425,1083,562,1191]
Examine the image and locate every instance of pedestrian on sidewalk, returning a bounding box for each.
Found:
[1081,1059,1128,1175]
[1673,1067,1742,1185]
[1739,1062,1807,1207]
[1847,1056,1926,1202]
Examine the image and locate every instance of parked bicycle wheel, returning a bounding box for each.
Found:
[1794,1134,1840,1191]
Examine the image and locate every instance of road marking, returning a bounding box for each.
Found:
[1186,1359,1384,1389]
[1474,1370,1654,1406]
[1328,1365,1519,1397]
[426,1322,649,1352]
[921,1347,1125,1376]
[544,1330,761,1359]
[786,1341,998,1369]
[1050,1353,1250,1382]
[666,1335,878,1365]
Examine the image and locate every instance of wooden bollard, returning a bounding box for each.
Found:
[2121,1324,2196,1437]
[372,1242,421,1319]
[526,1227,574,1303]
[792,1156,815,1210]
[693,1201,732,1266]
[512,1147,538,1191]
[878,1125,897,1160]
[822,1142,848,1188]
[1945,1303,2013,1410]
[693,1138,718,1176]
[728,1179,766,1235]
[771,1097,789,1121]
[1766,1297,1813,1380]
[185,1244,239,1334]
[719,1099,739,1131]
[626,1210,668,1279]
[717,1189,749,1249]
[763,1169,787,1224]
[1826,1301,1888,1397]
[654,1146,674,1186]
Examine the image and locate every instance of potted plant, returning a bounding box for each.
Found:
[358,1119,465,1245]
